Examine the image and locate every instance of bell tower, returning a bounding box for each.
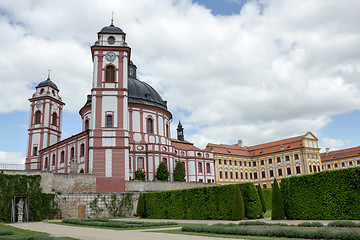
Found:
[89,19,131,192]
[25,72,64,170]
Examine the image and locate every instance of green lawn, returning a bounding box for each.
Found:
[0,224,77,239]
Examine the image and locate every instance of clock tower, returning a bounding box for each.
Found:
[25,74,64,170]
[89,20,131,192]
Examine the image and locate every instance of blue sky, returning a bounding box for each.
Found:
[0,0,360,164]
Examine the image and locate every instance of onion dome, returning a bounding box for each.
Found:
[36,77,59,91]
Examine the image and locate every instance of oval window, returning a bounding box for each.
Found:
[108,36,115,44]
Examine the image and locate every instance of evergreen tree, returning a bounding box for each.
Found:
[136,193,146,218]
[271,178,285,220]
[173,161,186,181]
[257,184,267,218]
[155,162,169,181]
[231,185,245,221]
[134,169,146,181]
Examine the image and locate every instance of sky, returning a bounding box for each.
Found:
[0,0,360,165]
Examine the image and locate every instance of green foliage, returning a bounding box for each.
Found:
[136,193,145,218]
[143,182,262,220]
[0,226,14,236]
[0,235,65,239]
[62,218,177,228]
[281,167,360,220]
[134,169,146,181]
[0,173,59,222]
[155,162,169,181]
[262,188,272,210]
[257,185,266,216]
[173,161,186,182]
[182,224,360,240]
[89,194,103,217]
[298,222,324,227]
[102,193,134,217]
[231,186,245,221]
[328,221,360,228]
[271,178,285,220]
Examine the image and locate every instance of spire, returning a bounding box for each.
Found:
[110,12,114,26]
[47,69,51,79]
[177,120,184,141]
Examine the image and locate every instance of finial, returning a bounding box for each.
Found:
[47,69,51,79]
[111,12,114,25]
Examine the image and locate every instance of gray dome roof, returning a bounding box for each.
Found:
[99,23,124,34]
[128,77,167,110]
[36,78,59,90]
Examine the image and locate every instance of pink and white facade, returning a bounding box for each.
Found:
[25,21,215,192]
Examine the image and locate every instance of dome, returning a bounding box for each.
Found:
[99,23,124,34]
[36,78,59,91]
[128,76,168,110]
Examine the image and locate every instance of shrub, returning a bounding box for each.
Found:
[134,169,146,181]
[62,219,177,228]
[0,226,13,236]
[155,162,169,181]
[136,193,145,218]
[231,185,245,221]
[271,178,285,220]
[257,184,266,216]
[173,161,186,182]
[328,221,360,228]
[262,188,272,210]
[143,182,261,220]
[281,167,360,220]
[298,222,324,227]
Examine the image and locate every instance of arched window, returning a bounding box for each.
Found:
[146,118,153,133]
[44,157,48,169]
[35,111,41,124]
[52,112,57,126]
[106,115,113,128]
[137,157,144,169]
[105,65,115,82]
[85,119,89,130]
[165,124,169,138]
[80,169,84,173]
[70,147,75,159]
[60,151,65,163]
[162,158,167,166]
[80,143,85,157]
[52,154,56,166]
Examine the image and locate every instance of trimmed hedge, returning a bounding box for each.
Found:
[281,167,360,220]
[231,186,245,220]
[0,173,59,222]
[262,189,272,210]
[62,218,177,228]
[143,182,262,220]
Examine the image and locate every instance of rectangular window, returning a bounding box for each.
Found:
[137,157,144,169]
[219,159,222,164]
[234,161,237,166]
[261,160,264,165]
[235,172,239,179]
[219,171,223,178]
[239,161,242,166]
[52,154,56,166]
[309,165,312,172]
[357,160,360,165]
[80,144,85,157]
[199,179,203,183]
[225,172,228,179]
[270,170,274,178]
[206,163,211,174]
[285,156,290,161]
[311,153,315,159]
[254,172,258,179]
[294,154,299,160]
[230,172,233,179]
[224,160,227,165]
[250,172,253,179]
[207,179,211,183]
[263,183,267,189]
[106,115,113,128]
[241,172,243,179]
[313,165,317,172]
[244,161,247,167]
[277,157,281,163]
[245,172,248,179]
[349,161,353,166]
[341,162,345,167]
[33,146,38,156]
[334,163,338,168]
[278,169,283,176]
[70,147,75,159]
[287,167,292,175]
[198,162,203,173]
[268,158,273,164]
[252,161,256,167]
[317,166,320,172]
[327,164,331,169]
[296,166,301,174]
[262,171,266,179]
[307,153,310,158]
[229,160,232,165]
[162,158,167,166]
[315,154,319,159]
[60,151,65,163]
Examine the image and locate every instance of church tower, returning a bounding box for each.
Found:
[177,120,184,141]
[25,73,64,170]
[89,19,131,192]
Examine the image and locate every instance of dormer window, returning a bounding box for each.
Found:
[105,65,115,82]
[108,36,115,44]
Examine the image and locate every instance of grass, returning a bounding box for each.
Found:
[0,224,77,239]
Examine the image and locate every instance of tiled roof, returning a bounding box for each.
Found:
[320,146,360,162]
[171,139,200,151]
[205,134,305,157]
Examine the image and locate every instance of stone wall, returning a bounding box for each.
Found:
[125,181,218,192]
[57,192,139,218]
[1,170,96,193]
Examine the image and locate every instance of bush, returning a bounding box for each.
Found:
[271,178,285,220]
[231,186,245,221]
[298,222,324,227]
[62,219,177,228]
[155,162,169,181]
[262,188,272,210]
[328,221,360,228]
[173,161,186,182]
[281,167,360,220]
[143,183,261,220]
[136,193,145,218]
[257,185,266,216]
[134,169,146,181]
[0,226,13,236]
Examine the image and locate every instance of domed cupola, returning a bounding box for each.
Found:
[98,22,124,34]
[36,77,59,91]
[128,61,168,110]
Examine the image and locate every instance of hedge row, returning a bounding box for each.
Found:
[0,173,59,222]
[0,226,13,236]
[262,189,272,210]
[281,167,360,220]
[62,219,177,228]
[143,182,262,220]
[182,224,360,240]
[0,235,61,240]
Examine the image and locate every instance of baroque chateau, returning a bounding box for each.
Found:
[25,21,360,192]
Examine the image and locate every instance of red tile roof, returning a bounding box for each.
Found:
[320,146,360,162]
[171,139,201,151]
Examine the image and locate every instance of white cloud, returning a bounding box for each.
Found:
[0,151,25,165]
[320,137,354,151]
[0,0,360,150]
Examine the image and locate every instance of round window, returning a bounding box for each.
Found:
[108,36,115,44]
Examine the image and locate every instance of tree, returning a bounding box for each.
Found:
[136,193,146,218]
[134,169,146,181]
[257,184,267,218]
[231,185,245,221]
[271,178,285,220]
[155,162,169,181]
[173,161,186,181]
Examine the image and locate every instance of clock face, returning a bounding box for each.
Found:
[105,52,116,62]
[35,101,42,108]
